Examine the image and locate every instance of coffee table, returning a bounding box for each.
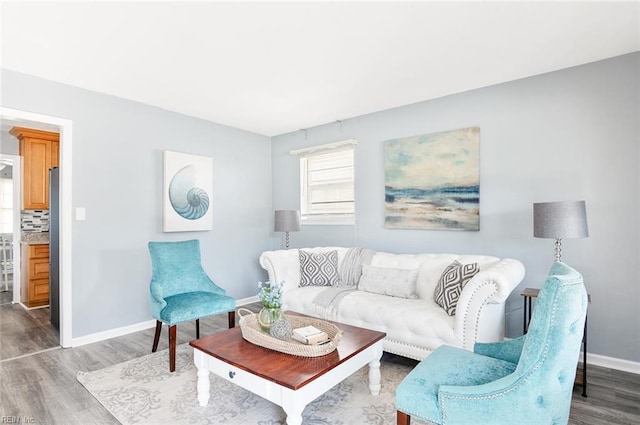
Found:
[189,312,386,425]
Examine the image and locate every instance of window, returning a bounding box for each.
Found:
[0,178,13,234]
[293,140,356,224]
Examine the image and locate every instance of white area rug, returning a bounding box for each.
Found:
[77,344,423,425]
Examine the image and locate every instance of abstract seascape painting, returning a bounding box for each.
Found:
[163,150,213,232]
[384,127,480,231]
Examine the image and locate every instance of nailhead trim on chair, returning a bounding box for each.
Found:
[399,404,442,425]
[439,283,575,424]
[440,361,545,425]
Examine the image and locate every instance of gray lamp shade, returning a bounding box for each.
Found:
[274,210,301,232]
[533,200,589,239]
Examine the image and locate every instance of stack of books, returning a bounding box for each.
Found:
[292,325,330,345]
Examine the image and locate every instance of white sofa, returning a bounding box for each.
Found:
[259,247,525,360]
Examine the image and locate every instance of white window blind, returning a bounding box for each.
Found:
[296,141,356,224]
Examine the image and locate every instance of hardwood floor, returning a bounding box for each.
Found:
[0,289,12,305]
[0,304,59,361]
[1,279,14,305]
[0,301,639,424]
[570,365,640,424]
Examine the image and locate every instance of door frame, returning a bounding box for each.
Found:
[0,107,73,348]
[0,153,21,303]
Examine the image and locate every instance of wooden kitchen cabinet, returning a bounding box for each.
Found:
[51,140,60,168]
[21,243,50,308]
[9,127,60,209]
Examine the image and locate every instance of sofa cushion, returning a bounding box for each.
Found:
[358,265,419,299]
[434,260,479,316]
[299,250,341,287]
[333,290,458,350]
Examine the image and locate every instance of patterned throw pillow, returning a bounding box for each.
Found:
[299,250,341,287]
[434,260,479,316]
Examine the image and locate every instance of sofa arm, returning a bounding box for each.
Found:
[453,259,525,350]
[259,249,301,295]
[259,250,283,284]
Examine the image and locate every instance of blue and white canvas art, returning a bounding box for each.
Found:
[384,127,480,231]
[163,150,213,232]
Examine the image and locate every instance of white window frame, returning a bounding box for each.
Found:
[291,139,357,225]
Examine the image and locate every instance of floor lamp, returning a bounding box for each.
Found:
[274,210,301,249]
[533,200,589,262]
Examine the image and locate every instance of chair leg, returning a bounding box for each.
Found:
[228,311,236,328]
[169,325,177,372]
[152,320,162,352]
[397,411,411,425]
[196,319,200,339]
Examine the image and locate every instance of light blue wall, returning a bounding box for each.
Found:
[3,53,638,362]
[272,53,640,362]
[2,69,272,338]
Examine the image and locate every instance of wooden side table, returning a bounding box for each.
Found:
[521,287,590,397]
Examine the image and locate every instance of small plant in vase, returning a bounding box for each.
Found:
[257,281,288,336]
[258,280,283,309]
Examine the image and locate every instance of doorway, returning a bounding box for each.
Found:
[0,129,60,361]
[0,154,21,305]
[0,107,72,349]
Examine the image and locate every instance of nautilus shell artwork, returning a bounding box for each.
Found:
[163,150,213,232]
[168,164,210,220]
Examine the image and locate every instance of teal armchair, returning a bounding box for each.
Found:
[396,261,587,425]
[149,239,236,372]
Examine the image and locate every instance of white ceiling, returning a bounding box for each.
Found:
[2,1,639,137]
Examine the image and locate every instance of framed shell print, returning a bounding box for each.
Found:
[163,150,213,232]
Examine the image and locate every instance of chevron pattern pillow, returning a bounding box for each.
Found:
[434,260,479,316]
[299,250,341,287]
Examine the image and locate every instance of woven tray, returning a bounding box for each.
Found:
[238,308,343,357]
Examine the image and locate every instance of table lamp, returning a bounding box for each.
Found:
[533,200,589,262]
[274,210,301,249]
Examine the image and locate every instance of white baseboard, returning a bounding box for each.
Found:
[586,352,640,375]
[236,295,259,306]
[70,319,157,347]
[18,302,49,310]
[69,297,260,348]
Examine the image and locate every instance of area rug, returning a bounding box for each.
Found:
[77,344,425,425]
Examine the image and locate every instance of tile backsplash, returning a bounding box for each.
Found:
[22,209,50,232]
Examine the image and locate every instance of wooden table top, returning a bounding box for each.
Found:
[189,312,386,390]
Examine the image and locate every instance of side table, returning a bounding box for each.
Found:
[521,287,590,397]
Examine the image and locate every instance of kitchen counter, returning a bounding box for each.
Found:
[21,232,50,244]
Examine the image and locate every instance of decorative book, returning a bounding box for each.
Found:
[292,325,330,345]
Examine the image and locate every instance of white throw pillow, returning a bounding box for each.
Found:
[358,265,419,299]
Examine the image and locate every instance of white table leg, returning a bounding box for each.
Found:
[368,353,382,396]
[196,365,210,406]
[281,397,305,425]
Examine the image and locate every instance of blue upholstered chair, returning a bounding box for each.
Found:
[396,261,587,425]
[149,239,236,372]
